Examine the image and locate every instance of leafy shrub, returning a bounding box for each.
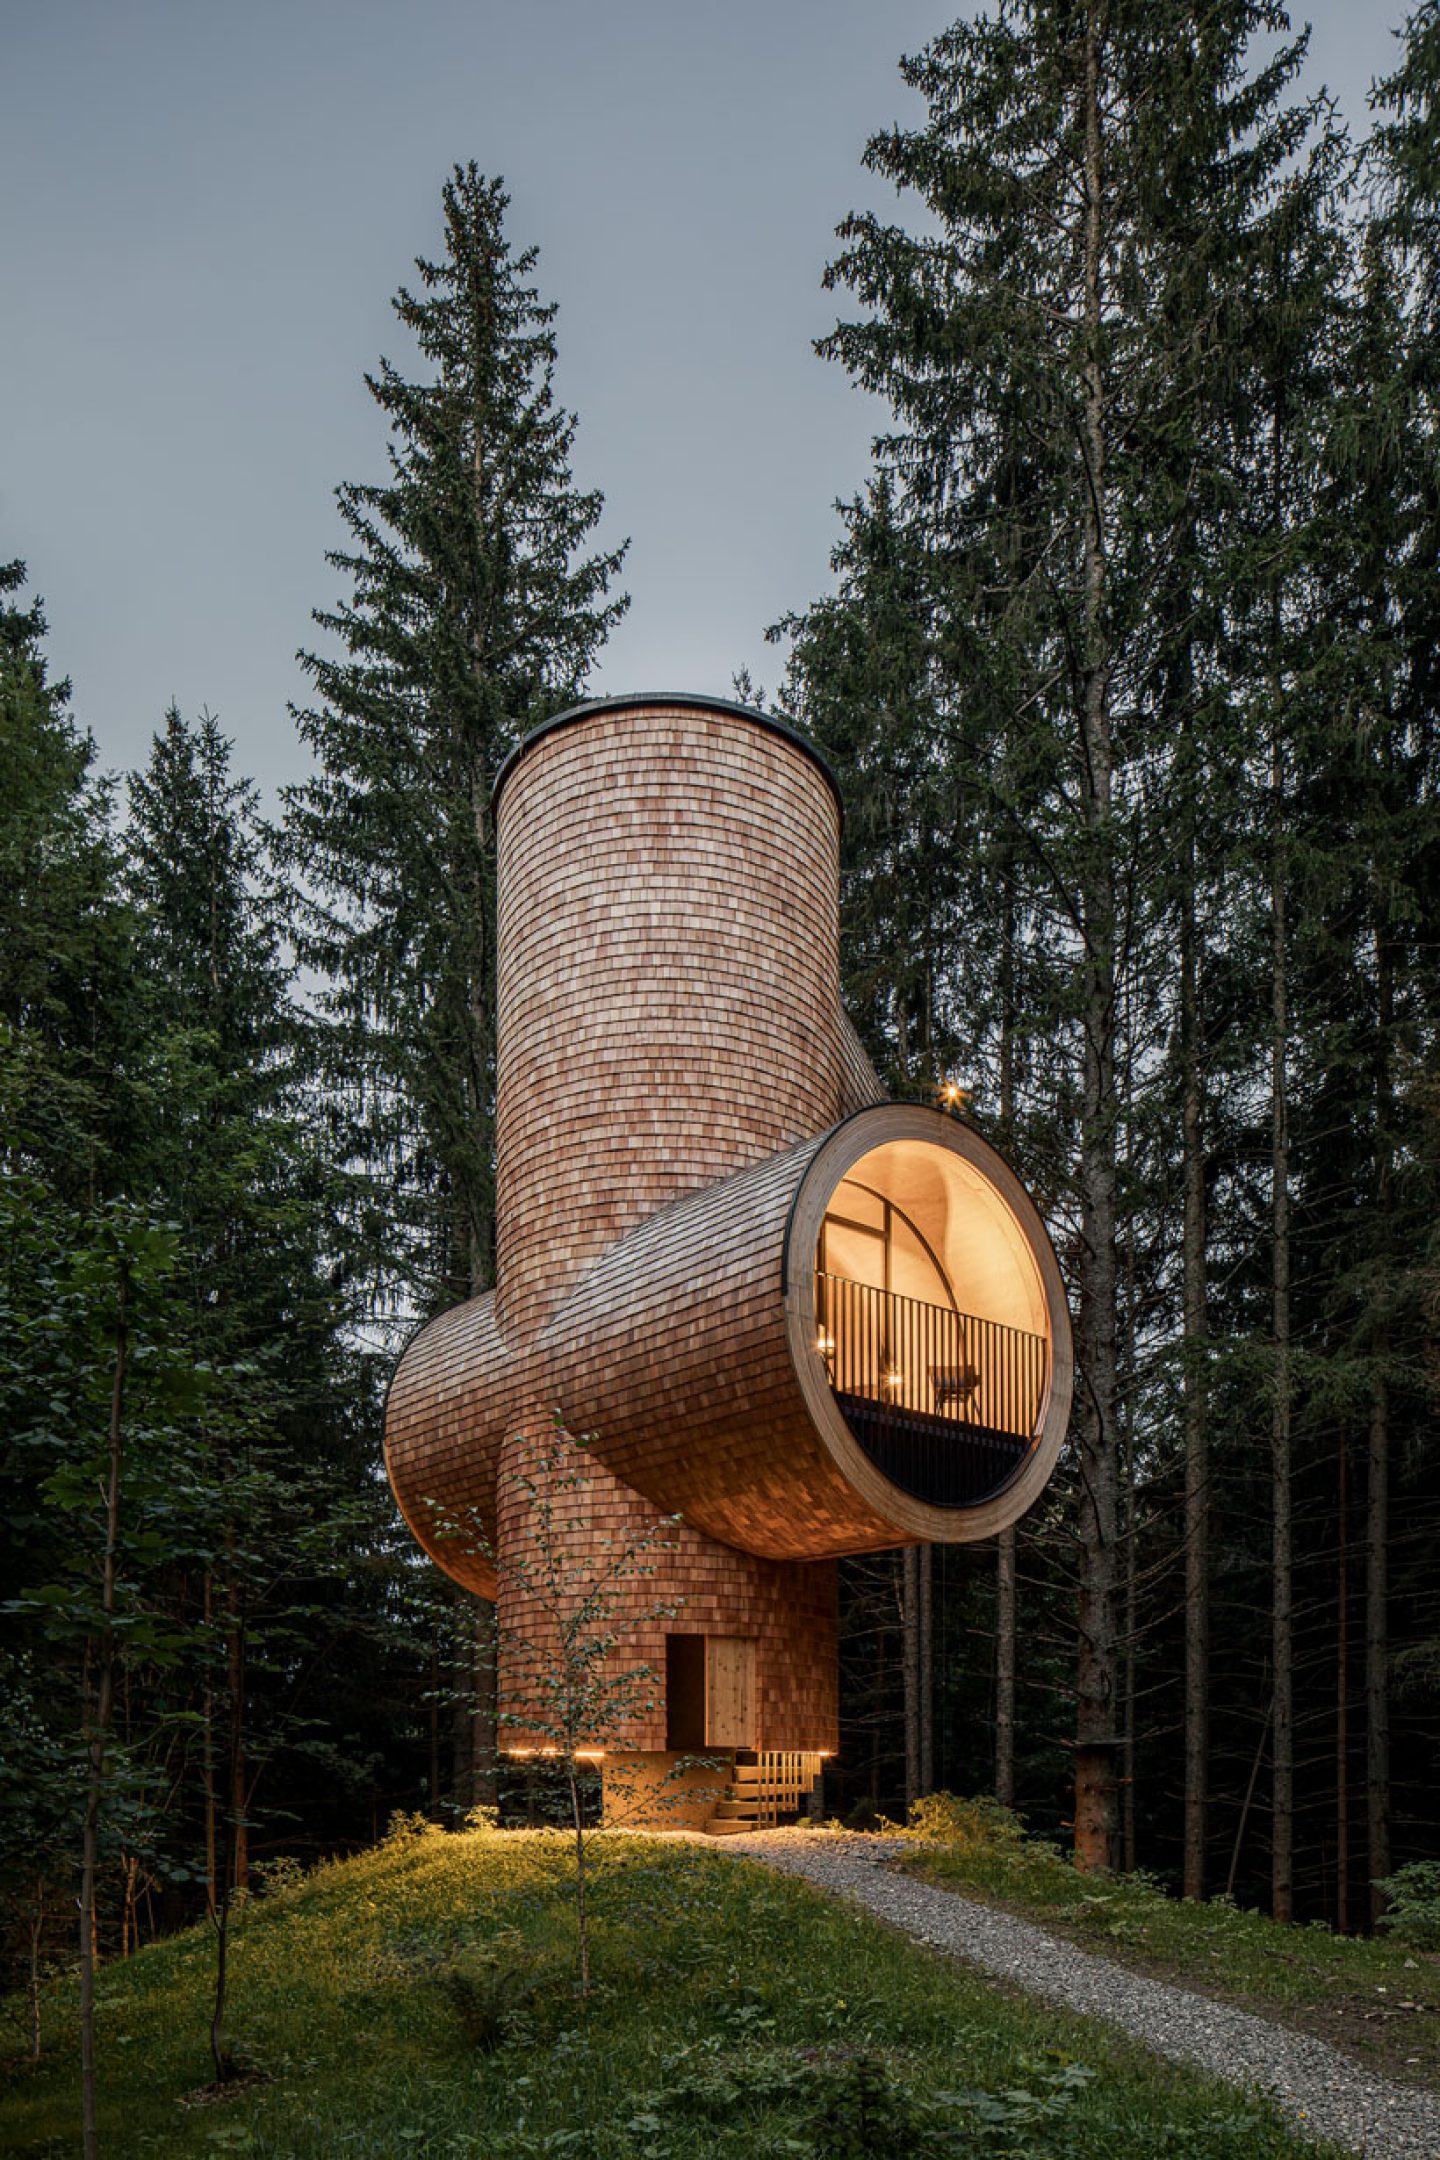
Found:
[1375,1860,1440,1948]
[635,2029,1096,2158]
[461,1802,501,1835]
[642,2043,812,2121]
[807,2052,936,2159]
[253,1855,304,1898]
[908,1792,1025,1853]
[843,1796,891,1833]
[903,1792,1077,1912]
[382,1808,442,1844]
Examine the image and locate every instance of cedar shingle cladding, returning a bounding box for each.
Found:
[384,697,905,1753]
[492,707,845,1338]
[496,1426,838,1756]
[531,1141,933,1558]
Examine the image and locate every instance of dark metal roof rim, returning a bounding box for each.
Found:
[491,692,844,820]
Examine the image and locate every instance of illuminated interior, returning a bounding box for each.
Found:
[814,1138,1051,1507]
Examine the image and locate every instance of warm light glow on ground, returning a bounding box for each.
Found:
[502,1746,607,1761]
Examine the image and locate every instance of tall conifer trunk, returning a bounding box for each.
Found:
[1367,925,1393,1925]
[995,891,1018,1808]
[1073,4,1121,1874]
[202,1571,217,1918]
[1270,714,1294,1924]
[429,1633,442,1816]
[226,1569,248,1893]
[470,1598,497,1808]
[1367,1373,1391,1923]
[451,1598,475,1809]
[80,1258,128,2160]
[1120,1016,1139,1877]
[1336,1432,1350,1933]
[1181,845,1209,1899]
[903,1544,921,1810]
[995,1529,1017,1807]
[1122,1411,1137,1875]
[919,1543,933,1797]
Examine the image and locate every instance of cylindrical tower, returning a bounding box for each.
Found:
[385,691,1073,1830]
[492,695,844,1336]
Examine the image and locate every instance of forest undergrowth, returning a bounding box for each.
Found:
[901,1797,1440,2092]
[0,1823,1333,2159]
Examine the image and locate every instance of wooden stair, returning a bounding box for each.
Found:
[702,1751,822,1837]
[703,1758,761,1836]
[704,1798,760,1835]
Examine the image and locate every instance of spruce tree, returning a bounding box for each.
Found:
[0,561,134,1198]
[283,166,628,1319]
[126,707,367,1911]
[1319,10,1440,1921]
[787,2,1338,1868]
[776,480,967,1089]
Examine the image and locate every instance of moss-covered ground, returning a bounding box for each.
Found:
[0,1825,1342,2158]
[901,1796,1440,2092]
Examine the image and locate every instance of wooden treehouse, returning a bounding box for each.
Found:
[385,693,1073,1831]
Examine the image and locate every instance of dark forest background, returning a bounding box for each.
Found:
[4,0,1439,2008]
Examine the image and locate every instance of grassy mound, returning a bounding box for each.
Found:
[2,1826,1336,2157]
[904,1794,1440,2090]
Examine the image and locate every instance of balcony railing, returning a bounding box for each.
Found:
[814,1271,1047,1507]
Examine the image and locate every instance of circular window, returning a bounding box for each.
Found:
[785,1106,1071,1538]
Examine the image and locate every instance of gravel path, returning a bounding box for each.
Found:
[719,1831,1440,2159]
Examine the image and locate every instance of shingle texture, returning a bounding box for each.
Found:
[530,1141,931,1558]
[386,698,858,1748]
[385,1294,510,1599]
[495,1424,837,1755]
[383,695,1057,1756]
[492,706,843,1337]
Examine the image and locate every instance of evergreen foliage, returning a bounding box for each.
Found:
[0,660,454,2050]
[780,1,1440,1918]
[282,164,628,1315]
[1,165,636,2062]
[5,30,1440,2123]
[0,562,135,1197]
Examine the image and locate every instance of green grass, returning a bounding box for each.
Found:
[1,1823,1339,2158]
[900,1794,1440,2090]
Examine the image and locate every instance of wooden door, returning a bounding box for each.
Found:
[705,1637,756,1748]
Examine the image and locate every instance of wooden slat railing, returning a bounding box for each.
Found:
[732,1751,825,1826]
[815,1272,1045,1441]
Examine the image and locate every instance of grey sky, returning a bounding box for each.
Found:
[1,2,1407,802]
